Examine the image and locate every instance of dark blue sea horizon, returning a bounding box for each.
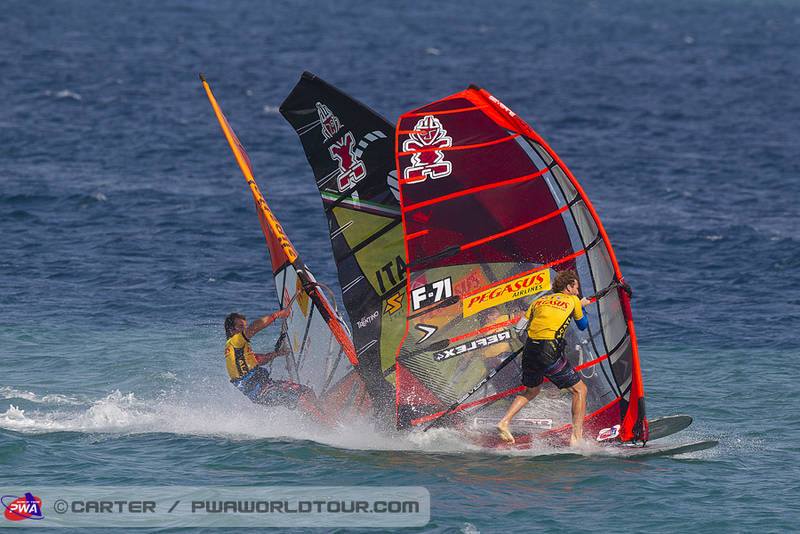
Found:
[1,1,799,531]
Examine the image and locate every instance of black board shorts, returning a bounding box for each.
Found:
[521,339,581,389]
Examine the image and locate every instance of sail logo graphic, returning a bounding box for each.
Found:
[329,131,367,192]
[374,255,407,295]
[534,296,570,311]
[410,277,453,311]
[463,269,551,317]
[453,267,488,299]
[402,115,453,184]
[487,94,517,118]
[384,291,404,315]
[357,310,379,329]
[316,101,342,141]
[255,193,298,263]
[2,493,44,522]
[434,330,512,362]
[415,324,437,344]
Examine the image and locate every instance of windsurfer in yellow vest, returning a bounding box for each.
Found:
[224,310,329,424]
[497,270,590,446]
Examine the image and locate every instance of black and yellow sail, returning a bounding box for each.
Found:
[280,72,403,417]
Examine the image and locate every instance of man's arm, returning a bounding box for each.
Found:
[515,304,533,340]
[255,351,284,365]
[574,297,589,331]
[244,308,291,339]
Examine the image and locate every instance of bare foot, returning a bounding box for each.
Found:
[569,433,584,447]
[497,422,515,444]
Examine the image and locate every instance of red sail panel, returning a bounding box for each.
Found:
[394,86,647,442]
[398,99,572,268]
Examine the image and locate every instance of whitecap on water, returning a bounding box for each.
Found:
[44,89,82,101]
[0,386,84,406]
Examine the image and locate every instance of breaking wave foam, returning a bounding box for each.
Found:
[0,382,471,453]
[0,386,86,406]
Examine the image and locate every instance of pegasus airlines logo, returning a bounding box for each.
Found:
[402,115,453,184]
[463,269,550,317]
[535,296,570,310]
[316,102,341,141]
[329,132,367,192]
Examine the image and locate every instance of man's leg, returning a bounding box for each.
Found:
[235,368,270,404]
[249,378,331,426]
[296,388,335,427]
[496,385,541,444]
[566,380,587,446]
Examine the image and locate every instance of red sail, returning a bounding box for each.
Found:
[394,86,647,442]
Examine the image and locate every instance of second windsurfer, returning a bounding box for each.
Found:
[496,270,590,446]
[224,311,329,423]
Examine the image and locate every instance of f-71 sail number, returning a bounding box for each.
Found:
[410,277,453,311]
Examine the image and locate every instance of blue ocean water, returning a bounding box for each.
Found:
[2,0,799,531]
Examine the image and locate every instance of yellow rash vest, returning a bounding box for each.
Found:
[224,333,259,381]
[525,293,585,341]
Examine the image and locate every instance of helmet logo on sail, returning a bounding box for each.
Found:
[329,131,367,192]
[316,101,368,192]
[316,102,342,141]
[402,115,453,184]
